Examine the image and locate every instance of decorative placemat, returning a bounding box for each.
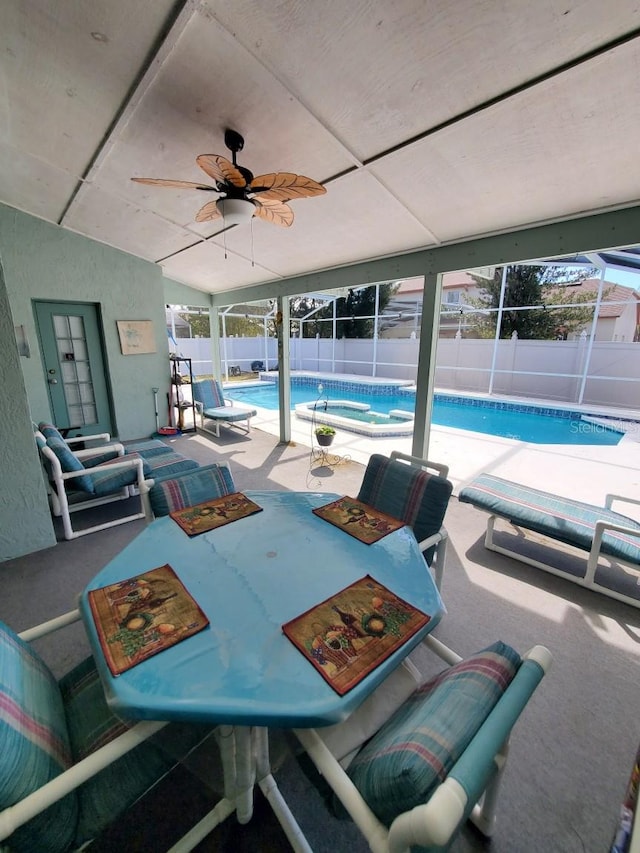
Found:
[282,575,430,695]
[87,564,209,676]
[170,492,263,536]
[312,496,405,544]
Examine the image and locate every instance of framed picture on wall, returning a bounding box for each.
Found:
[116,320,156,355]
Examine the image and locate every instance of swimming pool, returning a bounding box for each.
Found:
[223,376,626,445]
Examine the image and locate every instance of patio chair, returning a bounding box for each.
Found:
[0,611,215,852]
[458,473,640,610]
[35,425,198,540]
[294,635,552,852]
[356,451,453,590]
[192,379,257,438]
[142,462,237,521]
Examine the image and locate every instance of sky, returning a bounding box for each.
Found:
[604,267,640,290]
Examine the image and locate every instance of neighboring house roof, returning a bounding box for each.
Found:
[165,308,191,329]
[551,279,639,318]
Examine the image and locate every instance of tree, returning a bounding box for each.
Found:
[469,265,600,339]
[290,283,398,338]
[179,311,208,337]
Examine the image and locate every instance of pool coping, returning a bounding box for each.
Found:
[294,400,415,438]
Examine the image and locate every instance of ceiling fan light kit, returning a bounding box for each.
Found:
[131,129,326,230]
[216,197,255,226]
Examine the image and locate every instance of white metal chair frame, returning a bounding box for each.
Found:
[36,432,149,540]
[0,611,308,853]
[388,451,451,590]
[294,634,552,853]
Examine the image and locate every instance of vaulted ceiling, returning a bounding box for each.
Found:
[2,0,640,297]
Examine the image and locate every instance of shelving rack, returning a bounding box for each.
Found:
[170,355,196,433]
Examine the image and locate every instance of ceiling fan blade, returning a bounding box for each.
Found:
[195,200,222,222]
[131,177,216,190]
[253,198,294,227]
[250,172,326,202]
[196,155,246,188]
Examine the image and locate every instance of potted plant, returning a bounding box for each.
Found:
[315,425,336,446]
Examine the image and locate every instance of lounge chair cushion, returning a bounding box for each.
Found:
[346,641,521,826]
[141,452,200,481]
[38,422,66,443]
[85,454,147,496]
[148,464,237,517]
[46,437,96,495]
[192,380,256,427]
[458,474,640,565]
[357,454,452,564]
[0,621,77,853]
[124,439,174,458]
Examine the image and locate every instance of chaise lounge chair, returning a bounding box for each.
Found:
[192,379,256,438]
[458,473,640,609]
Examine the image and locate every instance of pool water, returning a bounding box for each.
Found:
[224,381,625,446]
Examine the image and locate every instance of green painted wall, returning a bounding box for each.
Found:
[0,203,207,560]
[0,248,55,559]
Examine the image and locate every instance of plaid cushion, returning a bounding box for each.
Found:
[87,454,146,496]
[82,449,121,467]
[60,657,210,846]
[458,474,640,565]
[143,453,199,481]
[192,379,226,409]
[46,437,96,495]
[149,464,237,517]
[38,422,65,443]
[0,621,77,853]
[357,454,452,564]
[346,641,521,827]
[124,439,174,458]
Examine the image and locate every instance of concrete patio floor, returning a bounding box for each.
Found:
[244,399,640,521]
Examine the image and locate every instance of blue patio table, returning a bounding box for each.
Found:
[79,490,446,851]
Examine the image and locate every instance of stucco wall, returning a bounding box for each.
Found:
[0,251,55,559]
[0,204,207,560]
[0,204,175,440]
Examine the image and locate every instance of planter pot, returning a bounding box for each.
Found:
[316,433,335,447]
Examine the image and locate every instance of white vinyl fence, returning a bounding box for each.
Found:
[172,334,640,410]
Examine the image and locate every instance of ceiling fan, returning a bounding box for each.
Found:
[131,129,326,228]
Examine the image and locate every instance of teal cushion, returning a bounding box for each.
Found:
[46,437,96,495]
[60,657,211,845]
[149,464,237,517]
[346,641,521,826]
[357,455,452,564]
[38,422,65,443]
[124,440,174,458]
[0,621,78,853]
[87,452,148,497]
[143,453,199,480]
[458,473,640,565]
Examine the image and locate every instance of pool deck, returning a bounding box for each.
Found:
[240,378,640,522]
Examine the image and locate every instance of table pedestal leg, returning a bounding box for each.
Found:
[233,726,256,824]
[254,727,313,853]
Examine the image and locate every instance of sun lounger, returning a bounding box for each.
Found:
[458,474,640,609]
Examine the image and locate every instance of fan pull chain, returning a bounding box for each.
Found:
[223,220,227,260]
[250,217,255,267]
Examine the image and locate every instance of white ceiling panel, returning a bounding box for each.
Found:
[206,171,436,281]
[2,1,640,295]
[160,239,280,293]
[0,0,178,175]
[207,0,640,162]
[370,40,640,243]
[65,186,198,261]
[0,142,80,222]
